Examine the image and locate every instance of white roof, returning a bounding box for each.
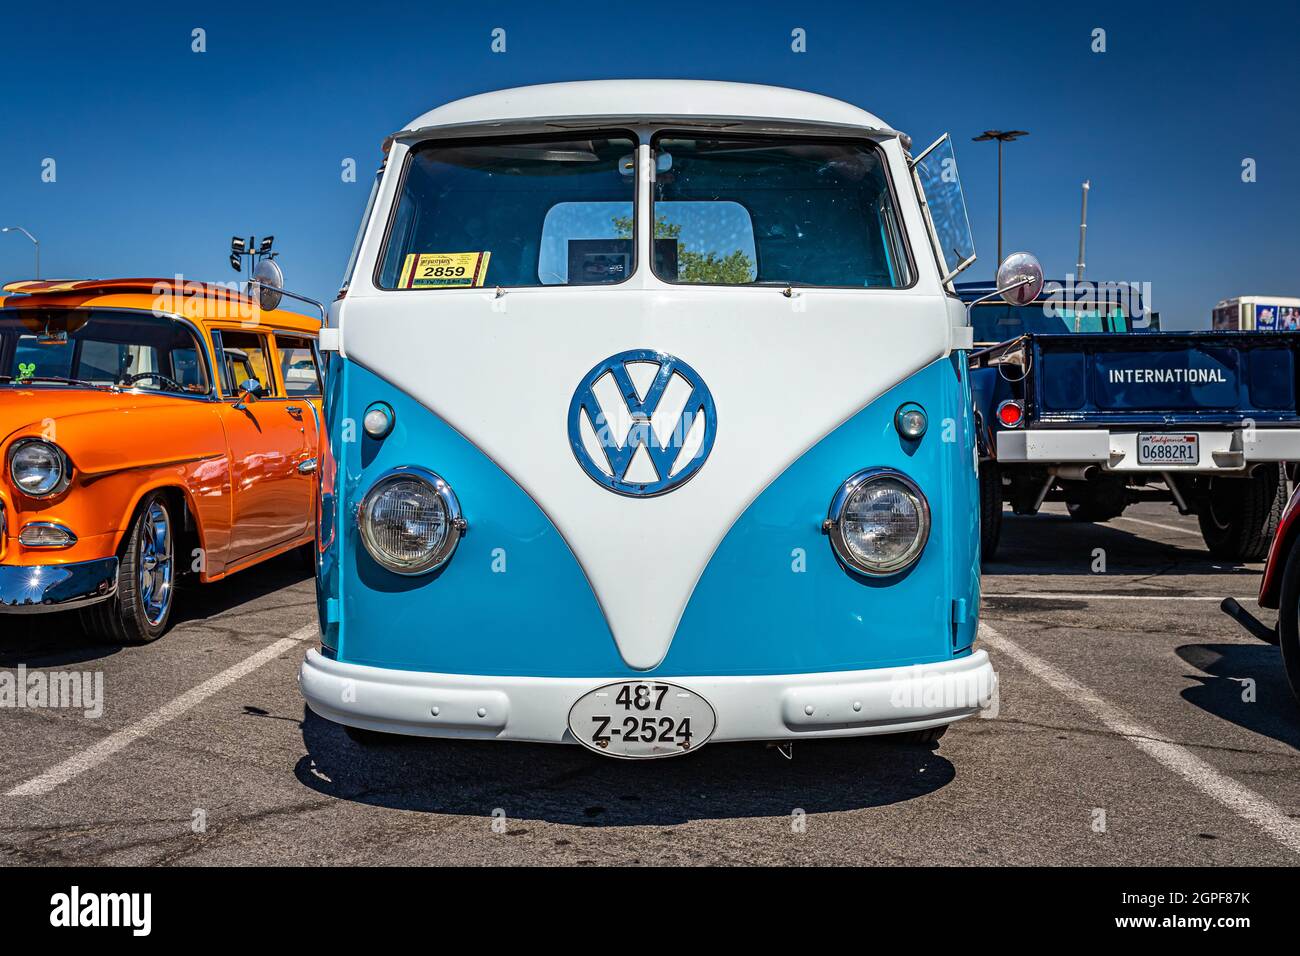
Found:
[401,80,892,137]
[1215,295,1300,307]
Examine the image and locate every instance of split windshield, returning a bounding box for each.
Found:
[650,134,910,287]
[0,309,211,394]
[377,133,637,289]
[375,130,912,290]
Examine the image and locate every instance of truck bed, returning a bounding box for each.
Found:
[971,330,1300,427]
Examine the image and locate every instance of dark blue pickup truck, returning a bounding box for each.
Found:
[963,280,1300,561]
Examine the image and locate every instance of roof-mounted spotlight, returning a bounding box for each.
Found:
[229,253,242,273]
[259,236,274,253]
[231,236,247,254]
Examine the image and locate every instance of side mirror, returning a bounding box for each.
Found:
[253,257,284,312]
[995,252,1044,306]
[963,252,1045,329]
[234,378,265,410]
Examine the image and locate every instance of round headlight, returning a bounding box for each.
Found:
[9,440,68,497]
[825,469,930,576]
[357,468,464,575]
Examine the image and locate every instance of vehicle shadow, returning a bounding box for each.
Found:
[167,548,313,628]
[0,613,120,668]
[0,548,312,667]
[1175,642,1300,752]
[983,512,1263,580]
[294,708,955,825]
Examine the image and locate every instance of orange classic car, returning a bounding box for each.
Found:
[0,278,323,642]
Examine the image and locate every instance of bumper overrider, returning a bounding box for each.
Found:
[0,558,118,613]
[299,649,997,745]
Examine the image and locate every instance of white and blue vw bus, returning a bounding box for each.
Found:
[300,80,1007,758]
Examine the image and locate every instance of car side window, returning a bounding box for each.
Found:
[214,330,275,398]
[275,335,322,397]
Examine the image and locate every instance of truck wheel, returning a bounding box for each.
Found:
[1197,465,1285,562]
[1278,542,1300,707]
[1065,478,1128,523]
[82,491,176,644]
[979,461,1003,561]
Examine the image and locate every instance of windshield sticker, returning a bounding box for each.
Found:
[18,362,36,378]
[399,252,491,289]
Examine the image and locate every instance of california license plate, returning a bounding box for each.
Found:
[1137,433,1199,465]
[568,681,716,759]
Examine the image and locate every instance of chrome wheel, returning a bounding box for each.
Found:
[138,499,173,626]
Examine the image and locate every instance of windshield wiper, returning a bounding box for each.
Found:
[0,375,112,389]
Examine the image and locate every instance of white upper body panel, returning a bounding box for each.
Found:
[399,80,896,139]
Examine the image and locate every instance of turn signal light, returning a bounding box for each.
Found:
[18,522,77,549]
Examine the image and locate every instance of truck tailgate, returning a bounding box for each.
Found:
[1028,331,1299,425]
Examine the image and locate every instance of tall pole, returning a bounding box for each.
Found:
[996,140,1004,266]
[1076,180,1090,283]
[1,226,39,279]
[972,130,1029,276]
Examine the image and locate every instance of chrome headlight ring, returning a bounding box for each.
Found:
[823,467,931,577]
[356,466,466,576]
[7,438,71,499]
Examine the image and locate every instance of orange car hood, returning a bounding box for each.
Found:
[0,388,225,475]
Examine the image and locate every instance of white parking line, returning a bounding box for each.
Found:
[984,592,1256,602]
[5,623,317,798]
[1114,515,1201,537]
[978,622,1300,855]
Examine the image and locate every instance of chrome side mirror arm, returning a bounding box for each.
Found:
[963,274,1035,322]
[249,281,329,327]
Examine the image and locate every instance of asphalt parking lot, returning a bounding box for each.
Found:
[2,500,1297,866]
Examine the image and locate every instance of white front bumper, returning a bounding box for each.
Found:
[997,427,1300,472]
[299,649,997,745]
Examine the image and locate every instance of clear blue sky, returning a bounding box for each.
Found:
[1,0,1296,329]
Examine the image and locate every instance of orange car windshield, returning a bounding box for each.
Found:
[0,308,211,395]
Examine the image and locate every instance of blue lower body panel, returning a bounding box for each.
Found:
[318,354,980,678]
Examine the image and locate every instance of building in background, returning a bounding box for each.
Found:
[1212,295,1300,331]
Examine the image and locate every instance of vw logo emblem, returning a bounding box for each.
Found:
[568,349,717,497]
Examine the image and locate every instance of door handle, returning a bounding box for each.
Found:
[285,405,304,418]
[297,458,318,475]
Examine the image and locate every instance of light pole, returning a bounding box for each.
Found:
[230,234,275,283]
[971,130,1028,271]
[1,226,39,279]
[1076,180,1090,283]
